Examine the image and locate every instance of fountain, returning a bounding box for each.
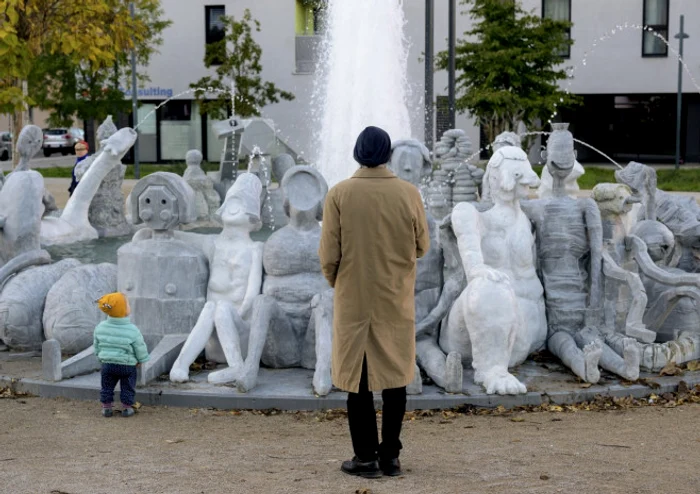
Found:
[314,0,412,187]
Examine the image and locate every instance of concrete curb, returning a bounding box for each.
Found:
[3,371,698,411]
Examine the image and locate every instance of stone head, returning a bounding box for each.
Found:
[186,149,203,167]
[390,139,432,186]
[130,172,196,231]
[631,220,676,265]
[217,173,262,231]
[16,125,43,162]
[615,161,657,194]
[96,115,118,144]
[543,123,576,180]
[492,131,521,152]
[482,146,539,203]
[592,183,639,218]
[272,154,295,183]
[281,165,328,222]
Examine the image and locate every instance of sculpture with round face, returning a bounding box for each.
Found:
[543,123,576,182]
[390,139,431,186]
[592,183,637,218]
[16,125,43,164]
[631,220,676,265]
[217,173,262,231]
[130,172,197,232]
[186,149,203,167]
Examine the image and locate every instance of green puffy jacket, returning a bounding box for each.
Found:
[93,317,150,366]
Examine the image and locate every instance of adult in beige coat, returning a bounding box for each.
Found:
[319,126,430,479]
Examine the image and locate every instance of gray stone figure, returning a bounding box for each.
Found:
[183,149,221,224]
[522,123,640,383]
[389,139,448,392]
[2,125,58,217]
[218,166,334,395]
[40,128,137,245]
[435,147,546,395]
[267,153,296,229]
[43,263,117,354]
[75,116,131,238]
[0,170,46,268]
[615,162,700,273]
[169,173,266,392]
[425,129,484,220]
[0,258,81,351]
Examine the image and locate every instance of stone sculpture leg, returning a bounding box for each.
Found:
[416,336,462,393]
[170,301,217,382]
[206,301,250,384]
[548,331,603,384]
[574,328,640,381]
[310,289,334,396]
[235,296,275,392]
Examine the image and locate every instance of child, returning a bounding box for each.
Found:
[94,292,150,417]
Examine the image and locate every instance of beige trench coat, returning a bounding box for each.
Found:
[319,166,430,393]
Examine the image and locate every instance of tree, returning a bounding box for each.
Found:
[437,0,580,147]
[0,1,163,162]
[191,9,295,120]
[27,1,171,142]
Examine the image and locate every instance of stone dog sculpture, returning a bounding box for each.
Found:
[439,146,546,395]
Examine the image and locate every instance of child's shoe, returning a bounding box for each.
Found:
[101,405,113,418]
[121,407,135,417]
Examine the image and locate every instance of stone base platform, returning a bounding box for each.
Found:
[2,356,698,411]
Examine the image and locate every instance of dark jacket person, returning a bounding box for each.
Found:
[319,126,430,479]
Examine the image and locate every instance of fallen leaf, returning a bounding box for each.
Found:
[132,402,142,410]
[659,361,684,376]
[165,439,184,444]
[549,405,564,412]
[640,378,661,389]
[687,360,700,372]
[510,417,525,422]
[580,383,592,388]
[540,474,550,480]
[356,489,373,494]
[678,381,689,395]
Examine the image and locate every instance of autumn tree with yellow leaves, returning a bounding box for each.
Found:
[0,0,169,163]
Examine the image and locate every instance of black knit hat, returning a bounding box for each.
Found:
[353,126,392,167]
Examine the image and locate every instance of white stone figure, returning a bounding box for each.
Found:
[40,128,137,245]
[183,149,221,224]
[439,146,546,395]
[169,173,265,390]
[537,160,585,199]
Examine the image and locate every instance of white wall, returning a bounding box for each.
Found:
[140,0,700,161]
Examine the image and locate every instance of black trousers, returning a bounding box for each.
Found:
[347,357,407,462]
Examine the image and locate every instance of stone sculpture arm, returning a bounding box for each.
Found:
[626,235,700,286]
[173,230,214,257]
[415,271,465,338]
[583,198,603,310]
[239,242,263,318]
[318,189,341,288]
[75,154,98,181]
[451,202,508,283]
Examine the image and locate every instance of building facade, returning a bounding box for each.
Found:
[12,0,696,164]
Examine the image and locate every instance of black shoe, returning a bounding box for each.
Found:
[380,458,402,477]
[340,457,383,479]
[121,407,135,417]
[101,408,113,418]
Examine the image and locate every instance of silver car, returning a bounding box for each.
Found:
[42,127,83,157]
[0,132,11,161]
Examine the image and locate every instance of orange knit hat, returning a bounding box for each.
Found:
[96,292,128,318]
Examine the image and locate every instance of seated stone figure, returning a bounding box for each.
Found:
[182,149,220,224]
[169,173,266,390]
[436,146,545,395]
[522,124,640,383]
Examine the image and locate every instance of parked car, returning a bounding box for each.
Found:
[42,128,83,157]
[0,132,11,161]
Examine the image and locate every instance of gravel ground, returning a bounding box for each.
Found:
[1,393,699,494]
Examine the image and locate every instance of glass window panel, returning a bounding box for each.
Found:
[643,30,668,55]
[544,0,570,21]
[644,0,668,25]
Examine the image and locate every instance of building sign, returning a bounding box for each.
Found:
[120,86,174,98]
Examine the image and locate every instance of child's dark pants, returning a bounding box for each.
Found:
[100,363,137,406]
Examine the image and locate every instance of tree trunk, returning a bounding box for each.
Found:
[10,79,30,168]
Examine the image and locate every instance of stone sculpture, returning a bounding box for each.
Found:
[438,146,545,395]
[169,173,266,391]
[40,127,137,245]
[267,153,296,229]
[73,116,131,238]
[221,166,334,395]
[0,258,81,351]
[537,160,585,199]
[43,263,117,354]
[182,149,221,224]
[522,123,640,383]
[425,129,484,219]
[1,125,58,217]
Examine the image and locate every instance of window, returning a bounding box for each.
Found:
[643,0,669,57]
[294,0,326,73]
[205,5,226,64]
[542,0,571,58]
